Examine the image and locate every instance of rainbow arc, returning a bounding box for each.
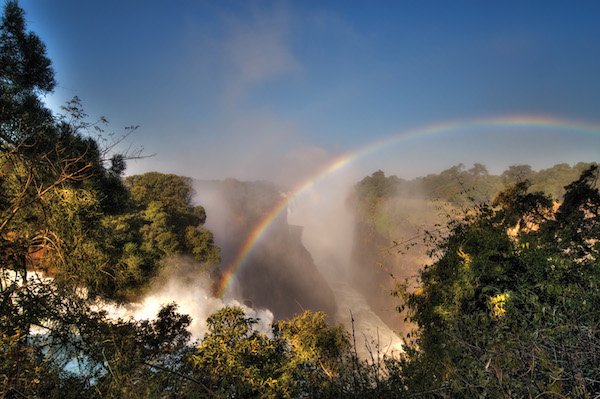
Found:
[215,114,600,298]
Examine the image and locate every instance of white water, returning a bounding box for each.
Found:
[123,261,274,340]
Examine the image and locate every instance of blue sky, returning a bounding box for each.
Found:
[17,1,600,185]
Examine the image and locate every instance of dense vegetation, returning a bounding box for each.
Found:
[351,163,597,336]
[1,2,599,397]
[355,162,595,206]
[394,166,600,397]
[0,2,223,395]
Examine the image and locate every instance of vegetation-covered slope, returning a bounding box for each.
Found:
[350,162,597,335]
[395,165,600,397]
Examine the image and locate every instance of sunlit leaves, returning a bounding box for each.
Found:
[396,166,600,397]
[190,307,354,398]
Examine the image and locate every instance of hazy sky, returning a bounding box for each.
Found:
[17,1,600,186]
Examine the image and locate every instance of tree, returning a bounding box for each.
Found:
[355,170,403,200]
[501,164,533,183]
[0,0,54,93]
[0,0,55,146]
[277,311,351,397]
[190,307,353,398]
[395,166,600,397]
[124,172,220,269]
[0,4,224,396]
[530,162,594,201]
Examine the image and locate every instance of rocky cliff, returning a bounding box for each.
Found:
[194,178,337,320]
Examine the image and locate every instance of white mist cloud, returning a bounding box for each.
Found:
[287,167,403,357]
[287,167,357,276]
[122,258,274,341]
[276,145,333,187]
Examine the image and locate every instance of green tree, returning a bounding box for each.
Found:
[529,162,594,201]
[395,166,600,397]
[191,307,290,398]
[0,4,223,396]
[0,0,55,145]
[124,172,220,270]
[501,164,533,183]
[190,307,353,398]
[0,0,54,93]
[126,172,195,213]
[355,170,403,200]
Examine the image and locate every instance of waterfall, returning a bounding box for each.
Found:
[287,175,403,357]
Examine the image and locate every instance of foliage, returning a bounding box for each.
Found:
[4,3,600,398]
[190,307,353,398]
[1,268,195,397]
[395,165,600,398]
[355,170,403,201]
[0,0,54,94]
[355,163,597,208]
[0,4,222,397]
[113,172,221,297]
[124,172,218,264]
[0,0,55,147]
[351,163,597,340]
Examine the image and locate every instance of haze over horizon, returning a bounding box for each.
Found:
[19,0,600,186]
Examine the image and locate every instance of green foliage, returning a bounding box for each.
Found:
[126,172,194,214]
[0,269,195,398]
[0,165,222,302]
[191,307,353,398]
[278,310,350,369]
[501,164,533,183]
[351,163,596,342]
[530,162,593,200]
[124,173,218,262]
[0,329,86,399]
[0,4,225,397]
[355,170,403,200]
[395,166,600,397]
[83,303,194,398]
[192,307,289,398]
[355,163,596,209]
[0,0,55,93]
[0,0,55,147]
[277,311,351,397]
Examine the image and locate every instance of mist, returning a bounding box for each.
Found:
[286,168,404,355]
[122,160,411,356]
[123,257,274,340]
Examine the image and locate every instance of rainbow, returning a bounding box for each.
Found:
[215,114,600,297]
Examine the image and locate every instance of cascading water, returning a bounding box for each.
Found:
[286,174,403,357]
[187,175,403,353]
[121,256,274,340]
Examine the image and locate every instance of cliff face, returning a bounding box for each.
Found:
[350,197,438,335]
[239,223,337,319]
[194,179,337,320]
